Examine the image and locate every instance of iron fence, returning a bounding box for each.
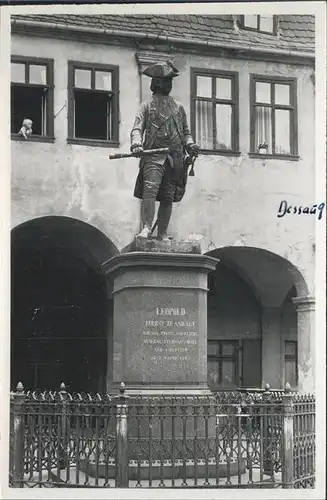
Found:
[293,394,316,488]
[9,382,315,489]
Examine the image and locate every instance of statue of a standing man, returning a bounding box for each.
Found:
[131,61,199,241]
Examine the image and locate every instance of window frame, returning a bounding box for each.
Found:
[249,74,299,160]
[284,340,298,388]
[190,68,240,156]
[240,15,278,35]
[207,338,263,390]
[207,339,240,389]
[67,60,120,148]
[11,55,55,143]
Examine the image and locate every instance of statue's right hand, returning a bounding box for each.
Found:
[131,145,144,156]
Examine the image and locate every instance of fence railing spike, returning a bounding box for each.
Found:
[16,382,24,393]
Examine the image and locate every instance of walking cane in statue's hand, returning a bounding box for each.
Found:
[109,148,170,160]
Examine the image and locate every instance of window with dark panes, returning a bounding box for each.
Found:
[241,15,276,34]
[284,341,298,388]
[11,57,54,137]
[68,62,119,144]
[191,69,239,153]
[208,339,262,389]
[207,340,239,389]
[250,76,298,156]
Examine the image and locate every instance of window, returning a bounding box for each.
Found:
[250,75,298,157]
[208,339,262,390]
[68,62,119,147]
[241,15,277,34]
[11,56,54,140]
[207,340,239,389]
[191,69,239,154]
[284,341,298,388]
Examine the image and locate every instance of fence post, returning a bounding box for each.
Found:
[115,382,129,488]
[10,382,25,488]
[262,383,273,475]
[59,382,69,470]
[282,383,294,489]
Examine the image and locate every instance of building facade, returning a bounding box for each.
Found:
[10,14,316,394]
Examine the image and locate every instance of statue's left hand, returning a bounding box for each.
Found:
[187,143,199,158]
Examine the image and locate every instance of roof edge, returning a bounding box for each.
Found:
[11,19,315,61]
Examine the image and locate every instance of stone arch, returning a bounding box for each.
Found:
[12,213,122,254]
[204,246,310,390]
[11,216,118,392]
[12,215,119,266]
[206,246,309,307]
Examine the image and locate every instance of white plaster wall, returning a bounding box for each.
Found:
[11,34,142,252]
[11,34,317,294]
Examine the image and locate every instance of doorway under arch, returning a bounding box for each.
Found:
[207,262,262,390]
[205,246,309,390]
[11,216,118,392]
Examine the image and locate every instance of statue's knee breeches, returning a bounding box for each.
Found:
[143,180,160,199]
[157,179,175,203]
[142,161,165,200]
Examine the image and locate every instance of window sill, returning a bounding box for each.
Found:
[241,28,277,36]
[199,149,241,157]
[67,137,120,148]
[11,134,55,144]
[249,153,300,161]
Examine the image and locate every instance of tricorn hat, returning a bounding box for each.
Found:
[142,60,179,79]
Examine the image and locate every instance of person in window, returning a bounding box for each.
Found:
[18,118,33,139]
[130,61,199,241]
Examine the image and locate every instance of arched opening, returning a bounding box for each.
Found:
[207,246,308,305]
[11,216,118,392]
[207,263,261,390]
[206,246,309,390]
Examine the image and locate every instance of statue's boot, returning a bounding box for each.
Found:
[137,225,151,239]
[157,202,172,241]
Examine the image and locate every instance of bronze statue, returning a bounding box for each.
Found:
[130,61,199,241]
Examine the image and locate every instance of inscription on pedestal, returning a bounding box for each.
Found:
[112,288,207,385]
[142,307,199,365]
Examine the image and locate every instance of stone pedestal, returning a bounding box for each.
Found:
[104,245,217,395]
[123,236,202,255]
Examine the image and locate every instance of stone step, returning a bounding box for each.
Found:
[24,467,281,488]
[78,457,247,480]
